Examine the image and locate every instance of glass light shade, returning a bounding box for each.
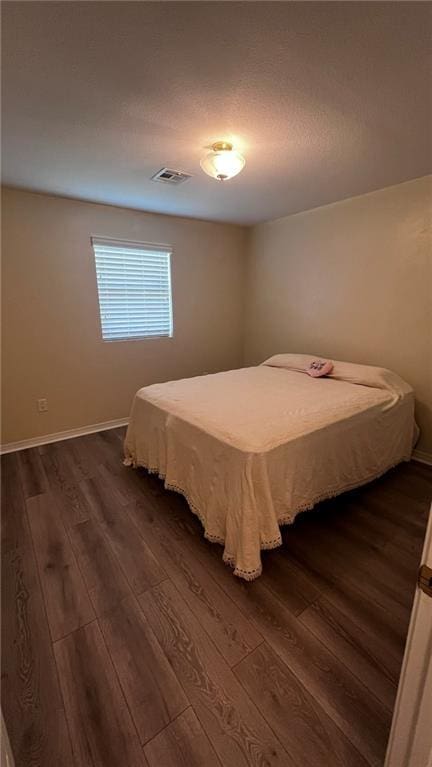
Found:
[200,143,245,181]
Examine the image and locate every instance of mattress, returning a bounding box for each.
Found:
[124,354,417,580]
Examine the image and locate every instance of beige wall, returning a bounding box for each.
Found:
[244,176,432,455]
[1,188,247,443]
[3,179,431,454]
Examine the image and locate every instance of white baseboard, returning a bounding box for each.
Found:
[412,449,432,467]
[0,417,129,455]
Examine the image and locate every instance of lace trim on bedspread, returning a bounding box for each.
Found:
[124,454,407,581]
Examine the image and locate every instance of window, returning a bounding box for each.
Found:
[92,237,173,341]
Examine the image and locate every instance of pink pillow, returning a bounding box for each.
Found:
[307,360,333,378]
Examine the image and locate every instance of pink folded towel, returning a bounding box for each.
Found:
[307,359,334,377]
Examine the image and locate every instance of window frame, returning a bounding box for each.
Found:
[91,235,174,343]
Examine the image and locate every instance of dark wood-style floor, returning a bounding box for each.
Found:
[2,427,431,767]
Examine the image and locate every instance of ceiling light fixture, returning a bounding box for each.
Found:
[200,141,245,181]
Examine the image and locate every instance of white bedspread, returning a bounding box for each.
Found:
[124,355,417,579]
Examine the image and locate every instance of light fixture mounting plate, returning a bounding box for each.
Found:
[212,141,233,152]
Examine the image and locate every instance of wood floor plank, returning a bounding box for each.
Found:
[202,569,391,766]
[54,620,146,767]
[321,520,416,610]
[377,463,432,504]
[281,531,410,662]
[260,548,321,615]
[325,500,393,553]
[113,425,127,439]
[101,509,167,594]
[321,476,428,540]
[99,596,188,745]
[41,445,90,527]
[27,493,95,641]
[132,486,402,684]
[43,438,97,484]
[78,470,126,519]
[1,452,32,553]
[318,578,405,681]
[354,486,427,537]
[235,642,369,767]
[17,447,48,498]
[288,513,414,613]
[282,528,410,649]
[139,580,289,767]
[79,473,167,593]
[381,538,422,580]
[411,459,432,478]
[1,547,74,767]
[98,427,125,451]
[99,458,153,505]
[144,707,221,767]
[82,431,123,467]
[343,499,415,550]
[154,476,415,634]
[68,518,132,615]
[3,432,429,766]
[61,437,98,481]
[347,478,429,545]
[128,498,263,666]
[385,532,425,564]
[144,492,404,683]
[299,596,398,710]
[65,433,104,477]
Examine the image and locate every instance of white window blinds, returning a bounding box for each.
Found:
[92,237,173,341]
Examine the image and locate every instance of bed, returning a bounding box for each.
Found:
[124,354,418,580]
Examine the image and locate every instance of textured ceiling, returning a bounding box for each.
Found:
[2,1,431,225]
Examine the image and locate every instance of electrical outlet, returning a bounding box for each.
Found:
[37,398,48,413]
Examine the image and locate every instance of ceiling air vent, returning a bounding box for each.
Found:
[151,168,191,185]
